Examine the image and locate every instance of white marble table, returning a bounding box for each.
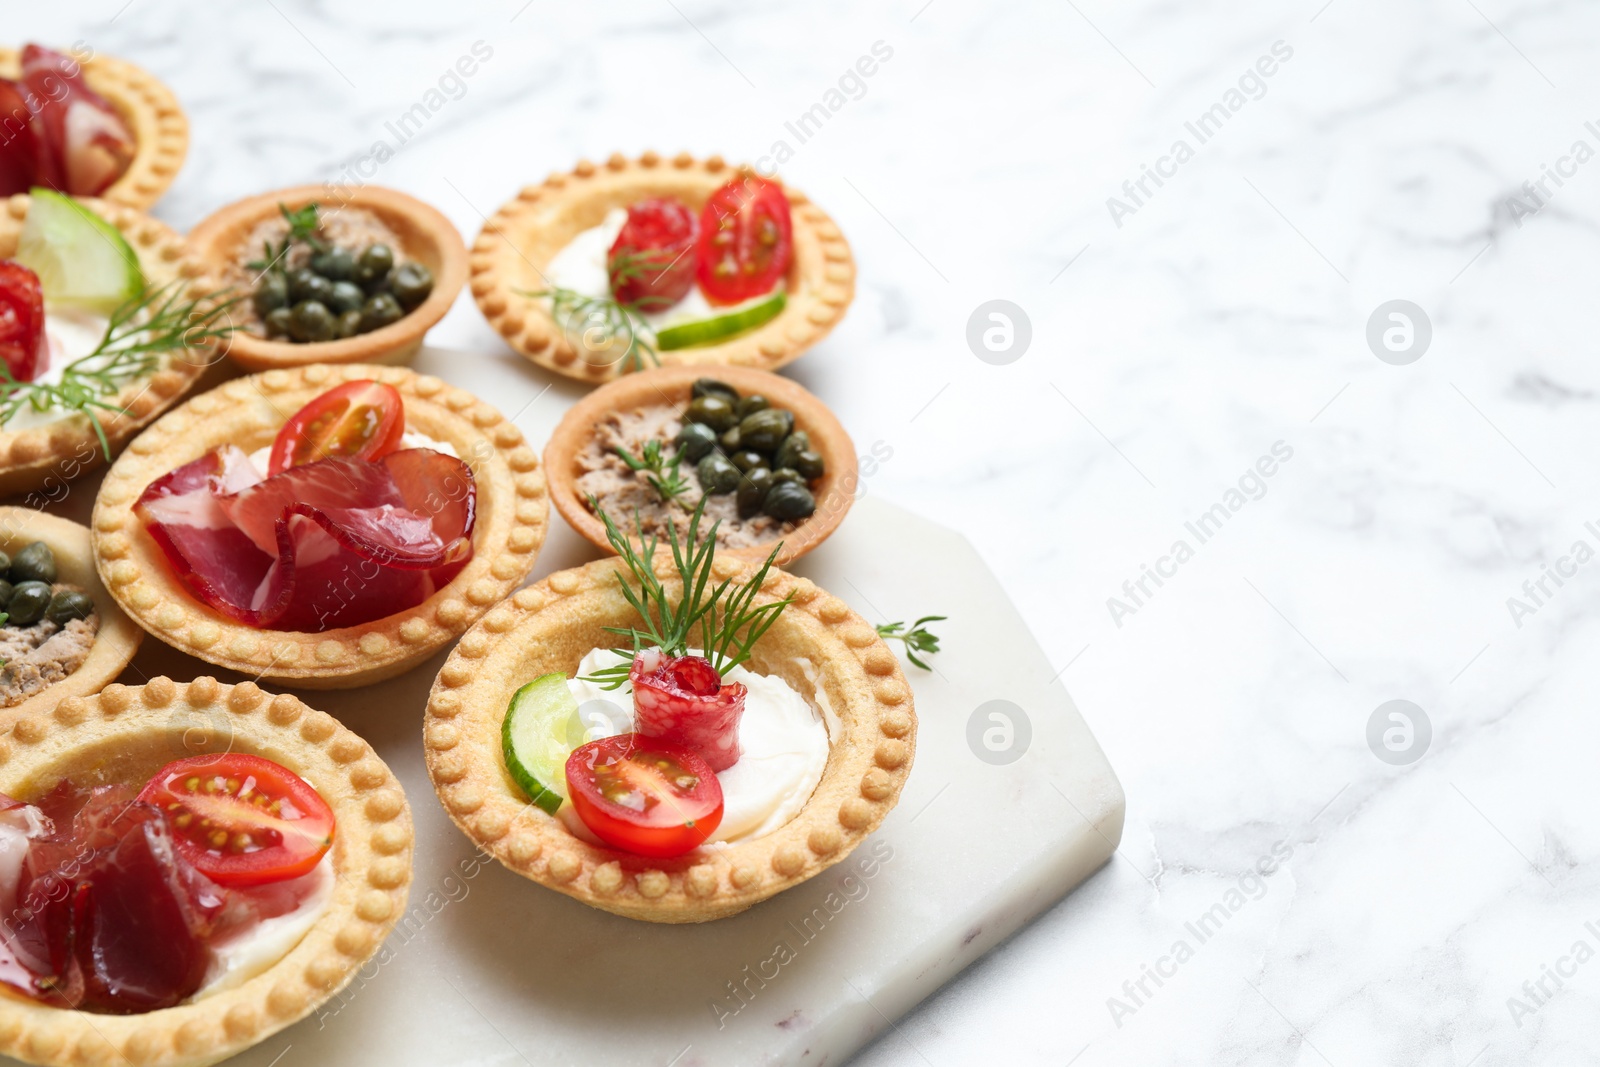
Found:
[11,1,1600,1063]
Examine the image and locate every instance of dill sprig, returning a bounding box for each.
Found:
[579,496,791,689]
[615,438,690,504]
[0,281,242,457]
[245,202,324,275]
[876,615,946,670]
[518,285,659,375]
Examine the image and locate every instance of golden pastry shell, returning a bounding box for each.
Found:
[0,677,412,1067]
[186,185,468,371]
[0,506,141,730]
[470,151,856,385]
[544,365,858,566]
[0,47,189,211]
[423,556,915,923]
[90,363,548,688]
[0,194,218,500]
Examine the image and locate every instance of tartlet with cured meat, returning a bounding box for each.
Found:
[0,677,411,1067]
[90,364,548,688]
[470,152,854,384]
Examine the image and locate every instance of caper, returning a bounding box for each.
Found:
[361,293,404,332]
[252,273,289,316]
[674,422,718,463]
[336,309,365,339]
[736,394,770,419]
[691,378,739,402]
[737,407,794,452]
[327,280,366,315]
[6,582,51,626]
[0,550,10,576]
[769,467,806,487]
[389,262,434,310]
[359,243,395,277]
[288,300,336,343]
[264,307,294,339]
[736,468,775,518]
[764,480,816,521]
[773,430,812,471]
[792,449,825,480]
[686,395,737,433]
[719,426,742,451]
[44,591,94,627]
[10,542,55,584]
[696,453,741,495]
[0,580,13,610]
[731,450,768,473]
[287,267,330,304]
[310,248,356,281]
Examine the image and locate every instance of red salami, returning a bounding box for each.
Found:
[630,650,746,771]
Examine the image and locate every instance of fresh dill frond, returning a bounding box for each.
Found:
[615,438,691,504]
[876,615,947,670]
[518,286,660,375]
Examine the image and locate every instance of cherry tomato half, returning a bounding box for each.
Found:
[137,753,335,887]
[0,260,48,383]
[608,197,698,311]
[565,734,723,858]
[267,379,405,475]
[694,174,793,306]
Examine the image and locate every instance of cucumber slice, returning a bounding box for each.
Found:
[501,672,586,814]
[655,290,786,350]
[16,188,144,313]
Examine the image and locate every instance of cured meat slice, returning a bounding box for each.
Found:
[19,45,135,197]
[630,650,746,771]
[0,80,46,197]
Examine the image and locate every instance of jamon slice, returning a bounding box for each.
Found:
[19,45,136,197]
[0,81,46,197]
[630,650,747,771]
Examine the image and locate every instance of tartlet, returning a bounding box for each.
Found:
[0,677,412,1067]
[186,185,467,371]
[0,507,141,729]
[546,365,857,565]
[0,193,217,499]
[0,47,188,210]
[470,152,856,384]
[422,556,915,923]
[89,363,548,688]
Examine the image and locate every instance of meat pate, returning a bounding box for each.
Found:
[0,583,99,708]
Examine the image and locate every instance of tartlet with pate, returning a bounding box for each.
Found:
[470,152,855,384]
[424,507,913,923]
[0,677,411,1067]
[546,365,856,565]
[0,43,189,210]
[187,185,467,371]
[90,363,548,688]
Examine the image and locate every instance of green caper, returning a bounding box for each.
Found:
[0,580,13,610]
[691,378,739,402]
[686,395,737,433]
[736,468,775,518]
[675,422,718,463]
[6,582,51,625]
[696,453,741,494]
[769,467,806,487]
[764,480,816,521]
[264,307,294,338]
[327,280,366,315]
[10,542,55,584]
[289,300,336,343]
[737,407,794,452]
[792,449,825,480]
[44,591,94,627]
[359,243,395,277]
[310,248,356,281]
[361,293,404,332]
[719,426,742,450]
[287,267,330,304]
[773,430,812,471]
[731,450,768,473]
[735,394,770,419]
[0,550,10,575]
[389,262,434,311]
[253,273,289,316]
[336,309,365,338]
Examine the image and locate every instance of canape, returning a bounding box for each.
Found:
[470,152,855,384]
[90,363,547,688]
[0,677,411,1067]
[424,506,914,923]
[0,191,227,499]
[187,185,467,371]
[0,44,188,210]
[546,365,856,565]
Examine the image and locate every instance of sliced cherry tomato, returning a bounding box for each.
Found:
[267,379,405,475]
[0,259,48,382]
[608,197,698,311]
[137,753,335,887]
[694,174,793,306]
[565,734,723,858]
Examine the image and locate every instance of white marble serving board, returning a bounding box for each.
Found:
[17,347,1123,1066]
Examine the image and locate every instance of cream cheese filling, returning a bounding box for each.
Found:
[191,852,336,1001]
